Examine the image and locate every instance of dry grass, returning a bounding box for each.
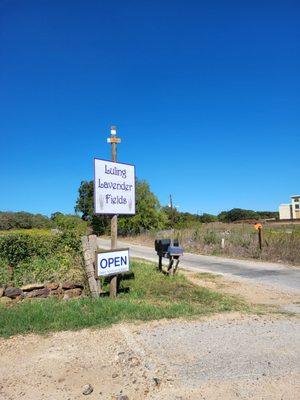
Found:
[124,222,300,265]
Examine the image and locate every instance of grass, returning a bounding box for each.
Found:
[193,272,222,281]
[0,260,249,338]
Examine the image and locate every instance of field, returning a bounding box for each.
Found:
[127,222,300,265]
[0,260,249,338]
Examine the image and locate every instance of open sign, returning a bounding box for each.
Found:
[96,248,130,277]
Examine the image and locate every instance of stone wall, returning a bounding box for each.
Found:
[0,282,84,305]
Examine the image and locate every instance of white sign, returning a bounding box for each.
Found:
[94,158,135,215]
[96,249,130,277]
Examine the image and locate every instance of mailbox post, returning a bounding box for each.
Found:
[155,239,183,275]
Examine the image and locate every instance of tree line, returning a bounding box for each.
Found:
[0,179,278,233]
[74,179,278,234]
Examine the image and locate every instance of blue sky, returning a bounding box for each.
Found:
[1,0,299,216]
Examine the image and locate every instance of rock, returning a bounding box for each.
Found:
[63,288,82,299]
[153,377,161,387]
[112,373,119,378]
[0,297,12,306]
[82,384,93,395]
[62,282,84,290]
[4,287,23,299]
[114,396,129,400]
[49,288,63,297]
[0,287,4,297]
[128,356,140,367]
[46,283,59,290]
[27,288,50,299]
[21,283,45,292]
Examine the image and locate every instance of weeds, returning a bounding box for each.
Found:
[128,223,300,265]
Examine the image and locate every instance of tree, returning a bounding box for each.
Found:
[75,180,109,234]
[118,180,167,235]
[256,211,279,220]
[75,181,94,220]
[75,179,167,235]
[0,211,51,230]
[162,206,182,228]
[218,208,259,222]
[200,213,218,223]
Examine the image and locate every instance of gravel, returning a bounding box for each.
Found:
[136,315,300,395]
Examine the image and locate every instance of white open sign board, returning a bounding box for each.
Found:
[96,248,130,277]
[94,158,135,215]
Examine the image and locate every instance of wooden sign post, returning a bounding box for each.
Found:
[93,126,136,298]
[254,222,263,251]
[108,126,119,297]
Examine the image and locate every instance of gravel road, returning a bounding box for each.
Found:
[1,315,299,400]
[97,238,300,294]
[135,314,300,399]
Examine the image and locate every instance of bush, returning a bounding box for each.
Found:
[51,213,88,235]
[0,231,84,287]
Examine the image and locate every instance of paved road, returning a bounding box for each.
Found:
[97,238,300,293]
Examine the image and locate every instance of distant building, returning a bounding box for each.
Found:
[279,195,300,220]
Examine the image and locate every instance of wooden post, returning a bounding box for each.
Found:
[221,238,225,249]
[110,130,118,298]
[82,236,99,298]
[88,234,102,294]
[168,257,174,276]
[258,227,262,251]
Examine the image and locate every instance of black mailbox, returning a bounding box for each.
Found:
[155,238,179,257]
[155,238,183,275]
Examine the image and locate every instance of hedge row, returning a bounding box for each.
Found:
[0,231,85,287]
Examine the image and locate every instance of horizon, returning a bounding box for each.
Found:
[1,1,299,216]
[0,203,280,218]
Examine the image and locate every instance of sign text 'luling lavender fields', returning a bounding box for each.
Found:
[94,158,135,215]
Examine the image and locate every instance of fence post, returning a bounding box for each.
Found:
[82,235,99,298]
[221,238,225,249]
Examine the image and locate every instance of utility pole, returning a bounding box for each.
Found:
[169,194,174,246]
[108,125,120,297]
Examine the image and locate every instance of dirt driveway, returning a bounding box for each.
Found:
[0,313,299,400]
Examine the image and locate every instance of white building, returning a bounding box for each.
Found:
[279,195,300,220]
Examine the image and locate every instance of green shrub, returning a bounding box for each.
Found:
[0,231,84,287]
[10,252,85,287]
[51,213,88,235]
